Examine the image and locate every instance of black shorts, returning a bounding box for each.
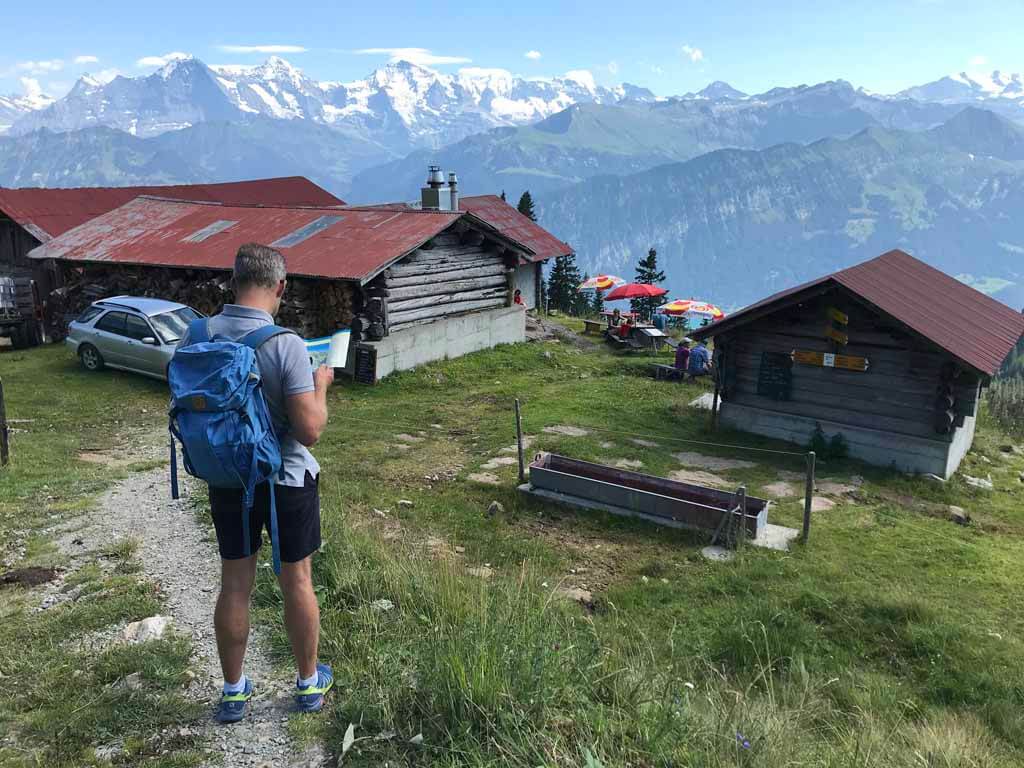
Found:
[208,471,321,563]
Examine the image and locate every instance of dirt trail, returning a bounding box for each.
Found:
[53,466,329,768]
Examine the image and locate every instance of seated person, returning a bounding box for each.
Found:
[513,289,524,306]
[675,340,691,371]
[687,342,712,376]
[618,317,633,338]
[610,308,621,327]
[652,312,666,331]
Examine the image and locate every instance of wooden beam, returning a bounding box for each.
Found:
[386,263,506,285]
[387,297,506,325]
[388,287,508,313]
[386,275,507,301]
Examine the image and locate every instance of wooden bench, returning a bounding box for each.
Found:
[582,319,605,335]
[651,363,684,381]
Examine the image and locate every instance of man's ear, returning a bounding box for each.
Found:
[276,279,286,299]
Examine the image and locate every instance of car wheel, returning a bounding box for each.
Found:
[79,343,104,371]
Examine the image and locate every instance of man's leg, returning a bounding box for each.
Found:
[278,556,319,680]
[214,555,258,684]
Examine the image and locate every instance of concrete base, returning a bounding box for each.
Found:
[718,402,975,479]
[365,306,526,379]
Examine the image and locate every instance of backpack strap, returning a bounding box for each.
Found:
[187,318,210,345]
[240,324,295,351]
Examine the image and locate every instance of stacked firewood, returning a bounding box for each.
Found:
[48,264,355,339]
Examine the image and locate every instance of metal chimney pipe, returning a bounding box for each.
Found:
[448,171,459,211]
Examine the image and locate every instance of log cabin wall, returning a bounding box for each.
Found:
[377,228,515,334]
[715,288,981,444]
[0,215,42,273]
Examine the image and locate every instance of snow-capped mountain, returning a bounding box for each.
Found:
[0,86,54,133]
[8,55,655,149]
[899,70,1024,103]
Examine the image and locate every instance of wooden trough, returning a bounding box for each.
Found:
[520,453,770,545]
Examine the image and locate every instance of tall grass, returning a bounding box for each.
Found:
[254,521,1021,767]
[986,377,1024,436]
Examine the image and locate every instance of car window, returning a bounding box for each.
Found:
[150,307,200,343]
[77,306,103,324]
[124,314,154,341]
[95,311,128,335]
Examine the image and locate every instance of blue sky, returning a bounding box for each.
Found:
[2,0,1021,98]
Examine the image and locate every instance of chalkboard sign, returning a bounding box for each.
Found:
[757,351,792,400]
[353,345,377,385]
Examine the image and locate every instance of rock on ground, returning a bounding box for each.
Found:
[468,472,502,485]
[122,615,173,643]
[762,481,798,499]
[542,425,590,437]
[629,438,660,448]
[810,497,836,512]
[481,456,518,470]
[613,459,644,469]
[672,452,757,471]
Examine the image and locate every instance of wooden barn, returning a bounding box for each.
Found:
[692,250,1024,478]
[28,179,571,382]
[0,177,344,332]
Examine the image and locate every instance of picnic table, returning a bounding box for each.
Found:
[582,319,605,335]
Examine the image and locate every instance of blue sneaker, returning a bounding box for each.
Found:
[295,663,333,713]
[216,677,254,724]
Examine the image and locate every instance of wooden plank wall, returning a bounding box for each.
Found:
[381,230,511,334]
[718,291,980,442]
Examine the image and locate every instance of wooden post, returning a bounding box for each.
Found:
[736,485,747,547]
[710,377,721,430]
[514,398,525,484]
[802,451,816,544]
[0,377,9,467]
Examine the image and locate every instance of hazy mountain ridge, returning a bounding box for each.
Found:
[539,107,1024,310]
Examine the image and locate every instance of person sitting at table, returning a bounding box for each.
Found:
[610,308,621,327]
[675,339,691,371]
[687,341,712,377]
[652,312,666,331]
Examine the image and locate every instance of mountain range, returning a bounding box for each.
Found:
[2,55,1024,311]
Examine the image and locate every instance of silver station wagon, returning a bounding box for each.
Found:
[66,297,203,380]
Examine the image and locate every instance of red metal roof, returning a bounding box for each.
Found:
[458,195,573,263]
[29,197,459,283]
[0,177,345,242]
[693,249,1024,377]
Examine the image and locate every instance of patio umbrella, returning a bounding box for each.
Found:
[659,299,725,320]
[602,283,669,301]
[577,274,626,291]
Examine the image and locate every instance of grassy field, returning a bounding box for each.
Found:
[2,328,1023,767]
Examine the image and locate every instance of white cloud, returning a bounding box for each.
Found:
[606,60,619,75]
[681,45,704,63]
[524,50,542,60]
[969,55,988,68]
[19,77,43,98]
[354,47,471,66]
[651,65,665,75]
[564,69,597,91]
[16,59,64,75]
[218,44,307,54]
[74,55,99,65]
[92,68,123,84]
[136,51,191,68]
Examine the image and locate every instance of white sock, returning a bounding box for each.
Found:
[223,674,248,695]
[297,669,318,689]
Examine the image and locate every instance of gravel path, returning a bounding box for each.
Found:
[53,466,328,768]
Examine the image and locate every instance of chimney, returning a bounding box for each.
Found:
[448,171,459,211]
[421,165,452,210]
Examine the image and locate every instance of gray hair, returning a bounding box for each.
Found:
[233,243,287,291]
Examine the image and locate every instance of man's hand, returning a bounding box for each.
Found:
[314,364,335,391]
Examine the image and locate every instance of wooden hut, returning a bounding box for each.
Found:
[692,250,1024,478]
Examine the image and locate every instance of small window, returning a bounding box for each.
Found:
[124,314,154,341]
[95,311,127,334]
[182,220,238,243]
[270,215,345,248]
[77,306,103,324]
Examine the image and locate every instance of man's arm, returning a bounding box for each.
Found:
[286,365,334,447]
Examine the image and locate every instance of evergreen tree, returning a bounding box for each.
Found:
[631,247,667,319]
[517,190,537,222]
[592,288,605,316]
[546,253,582,314]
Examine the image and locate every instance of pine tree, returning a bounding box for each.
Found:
[631,247,667,319]
[592,288,605,316]
[546,253,582,314]
[517,190,537,222]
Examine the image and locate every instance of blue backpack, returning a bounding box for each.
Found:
[168,318,293,574]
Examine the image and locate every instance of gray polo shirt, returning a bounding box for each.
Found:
[179,304,319,487]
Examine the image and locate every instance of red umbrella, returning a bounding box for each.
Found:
[603,283,669,301]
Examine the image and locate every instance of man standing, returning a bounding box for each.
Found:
[178,243,335,723]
